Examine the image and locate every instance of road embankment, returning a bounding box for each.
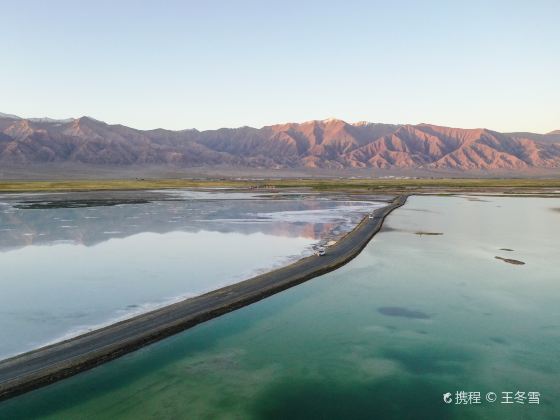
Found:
[0,195,408,401]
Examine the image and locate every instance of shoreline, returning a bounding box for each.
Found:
[0,195,407,401]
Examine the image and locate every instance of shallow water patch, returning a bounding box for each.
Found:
[378,307,431,319]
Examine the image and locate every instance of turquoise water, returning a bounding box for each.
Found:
[1,195,558,419]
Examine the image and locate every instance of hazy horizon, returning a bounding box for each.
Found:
[2,1,559,132]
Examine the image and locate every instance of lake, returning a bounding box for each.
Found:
[0,195,558,419]
[0,189,384,358]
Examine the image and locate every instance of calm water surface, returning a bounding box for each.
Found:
[0,190,382,358]
[0,195,558,420]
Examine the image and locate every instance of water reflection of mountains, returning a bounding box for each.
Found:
[0,199,368,251]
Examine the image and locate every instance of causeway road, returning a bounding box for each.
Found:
[0,195,407,401]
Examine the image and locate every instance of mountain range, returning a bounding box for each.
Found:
[1,113,559,173]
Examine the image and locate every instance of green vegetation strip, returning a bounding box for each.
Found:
[1,178,560,193]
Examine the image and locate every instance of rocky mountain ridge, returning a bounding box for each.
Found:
[1,114,559,171]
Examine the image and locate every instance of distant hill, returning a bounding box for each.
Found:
[1,114,559,173]
[507,131,560,144]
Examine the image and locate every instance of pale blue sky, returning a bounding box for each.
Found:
[2,0,559,132]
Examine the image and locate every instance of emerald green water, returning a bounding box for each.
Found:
[1,195,559,419]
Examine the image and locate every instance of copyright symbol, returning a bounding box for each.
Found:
[486,392,497,402]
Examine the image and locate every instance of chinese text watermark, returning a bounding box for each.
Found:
[443,391,540,405]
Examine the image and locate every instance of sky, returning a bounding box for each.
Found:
[1,0,559,133]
